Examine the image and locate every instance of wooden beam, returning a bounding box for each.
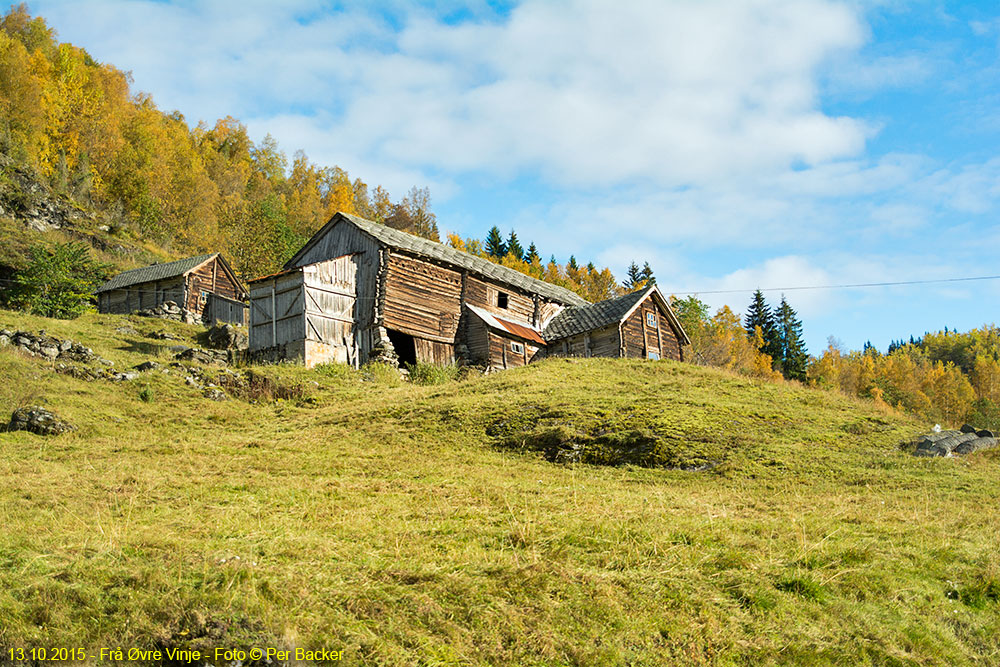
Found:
[270,282,277,347]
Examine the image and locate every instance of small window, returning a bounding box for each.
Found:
[497,291,509,309]
[647,351,660,360]
[510,341,525,355]
[199,290,209,305]
[646,312,657,328]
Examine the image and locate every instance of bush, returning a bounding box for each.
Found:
[360,362,401,386]
[3,242,110,319]
[138,385,154,403]
[405,362,459,385]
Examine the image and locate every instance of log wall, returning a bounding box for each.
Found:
[383,252,462,343]
[465,275,536,324]
[185,257,242,316]
[620,294,683,361]
[98,278,186,314]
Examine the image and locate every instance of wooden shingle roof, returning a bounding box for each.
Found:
[287,213,590,307]
[542,285,691,345]
[542,288,649,341]
[96,254,216,293]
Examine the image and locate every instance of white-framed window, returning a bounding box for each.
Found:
[647,351,660,360]
[199,290,209,305]
[497,291,509,309]
[646,312,658,328]
[510,341,525,355]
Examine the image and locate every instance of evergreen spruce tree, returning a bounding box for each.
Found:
[744,289,781,364]
[639,262,656,285]
[775,295,808,381]
[623,261,642,289]
[568,255,579,271]
[526,242,540,264]
[484,226,506,259]
[506,230,524,261]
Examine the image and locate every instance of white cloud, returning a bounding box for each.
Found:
[33,0,871,190]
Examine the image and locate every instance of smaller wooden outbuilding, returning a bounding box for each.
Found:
[464,304,547,370]
[96,253,247,325]
[542,285,689,361]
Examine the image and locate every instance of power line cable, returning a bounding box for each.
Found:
[667,274,1000,297]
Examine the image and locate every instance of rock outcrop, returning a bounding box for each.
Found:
[0,329,110,365]
[174,347,231,365]
[205,323,248,351]
[912,425,997,457]
[134,300,201,325]
[7,406,75,435]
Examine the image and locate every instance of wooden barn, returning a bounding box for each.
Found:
[542,284,689,361]
[96,253,248,325]
[247,212,689,369]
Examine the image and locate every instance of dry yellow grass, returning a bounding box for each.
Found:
[1,309,998,665]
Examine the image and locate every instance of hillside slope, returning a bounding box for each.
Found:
[1,309,998,665]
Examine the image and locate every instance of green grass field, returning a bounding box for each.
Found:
[1,309,998,665]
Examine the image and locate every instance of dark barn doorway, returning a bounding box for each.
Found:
[386,328,417,366]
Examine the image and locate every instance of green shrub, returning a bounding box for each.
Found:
[3,242,110,319]
[405,362,459,385]
[138,385,154,403]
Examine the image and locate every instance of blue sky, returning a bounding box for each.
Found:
[28,0,1000,353]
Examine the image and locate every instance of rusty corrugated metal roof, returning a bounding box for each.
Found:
[466,304,546,345]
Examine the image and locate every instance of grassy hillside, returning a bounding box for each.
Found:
[1,310,999,665]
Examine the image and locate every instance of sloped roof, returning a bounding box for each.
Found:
[287,213,589,306]
[96,254,216,293]
[542,288,650,341]
[466,304,546,345]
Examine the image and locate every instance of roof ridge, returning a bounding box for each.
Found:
[95,253,219,293]
[331,213,589,307]
[114,253,215,275]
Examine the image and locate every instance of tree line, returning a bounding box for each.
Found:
[674,290,999,429]
[445,225,658,304]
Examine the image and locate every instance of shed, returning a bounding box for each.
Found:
[542,285,689,361]
[96,253,247,325]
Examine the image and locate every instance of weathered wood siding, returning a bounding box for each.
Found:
[288,220,381,361]
[620,294,682,361]
[99,278,186,314]
[464,312,491,365]
[485,332,542,369]
[383,252,462,343]
[414,338,455,365]
[302,256,359,366]
[248,256,366,368]
[204,293,248,325]
[550,324,619,359]
[249,270,305,353]
[538,301,565,327]
[184,256,243,316]
[465,275,536,324]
